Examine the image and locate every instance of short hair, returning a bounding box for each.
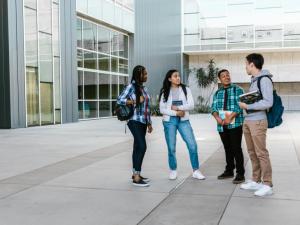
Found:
[246,53,264,70]
[217,69,229,78]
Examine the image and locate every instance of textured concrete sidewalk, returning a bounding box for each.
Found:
[0,113,299,225]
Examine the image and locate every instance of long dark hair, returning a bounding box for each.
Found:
[131,65,145,106]
[159,69,187,102]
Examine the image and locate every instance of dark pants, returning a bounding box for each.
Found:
[127,120,147,173]
[219,126,245,176]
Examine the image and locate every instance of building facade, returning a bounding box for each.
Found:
[1,0,299,129]
[184,0,300,110]
[0,0,134,128]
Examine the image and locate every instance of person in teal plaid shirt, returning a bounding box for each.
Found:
[211,69,245,184]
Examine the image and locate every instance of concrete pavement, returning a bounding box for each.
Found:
[0,113,299,225]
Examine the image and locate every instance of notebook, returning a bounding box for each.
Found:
[239,90,262,104]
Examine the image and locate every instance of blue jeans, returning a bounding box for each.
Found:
[163,117,200,170]
[127,120,147,174]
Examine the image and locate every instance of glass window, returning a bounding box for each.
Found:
[77,49,83,68]
[99,101,111,117]
[198,0,226,18]
[78,71,84,100]
[111,32,119,56]
[84,101,98,118]
[38,0,52,34]
[184,34,200,46]
[39,32,53,82]
[284,23,300,41]
[77,18,82,48]
[111,75,118,99]
[112,101,117,116]
[111,57,118,72]
[184,13,199,34]
[98,26,110,54]
[24,0,37,9]
[119,34,129,58]
[84,71,98,99]
[255,25,282,43]
[227,3,254,26]
[25,8,38,67]
[98,54,110,71]
[84,51,97,70]
[255,8,282,26]
[119,59,128,74]
[99,74,110,99]
[78,101,84,119]
[284,0,300,12]
[227,25,254,44]
[55,109,61,124]
[40,82,54,125]
[123,0,134,10]
[54,57,61,112]
[53,3,60,56]
[26,67,39,126]
[83,20,97,51]
[256,0,281,8]
[184,0,200,14]
[119,76,128,94]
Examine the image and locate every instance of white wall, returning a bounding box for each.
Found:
[188,51,300,110]
[189,52,300,83]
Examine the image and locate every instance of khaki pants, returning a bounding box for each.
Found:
[243,120,272,186]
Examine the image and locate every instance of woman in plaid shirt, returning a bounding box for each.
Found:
[117,65,153,187]
[211,69,245,184]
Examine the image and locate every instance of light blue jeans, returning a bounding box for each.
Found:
[163,117,200,170]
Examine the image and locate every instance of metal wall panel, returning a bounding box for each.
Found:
[134,0,182,97]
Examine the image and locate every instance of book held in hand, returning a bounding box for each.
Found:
[172,100,183,106]
[239,90,262,104]
[219,110,235,125]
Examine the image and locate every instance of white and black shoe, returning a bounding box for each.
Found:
[132,179,150,187]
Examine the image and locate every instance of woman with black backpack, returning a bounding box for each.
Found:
[159,69,205,180]
[117,65,153,187]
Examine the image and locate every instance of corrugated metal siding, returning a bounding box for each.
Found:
[134,0,182,98]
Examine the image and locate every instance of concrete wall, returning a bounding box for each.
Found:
[134,0,183,98]
[188,52,300,110]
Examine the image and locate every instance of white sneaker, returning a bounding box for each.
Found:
[254,185,273,197]
[169,170,177,180]
[192,170,206,180]
[240,180,263,191]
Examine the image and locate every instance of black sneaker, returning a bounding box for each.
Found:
[131,175,150,182]
[132,179,150,187]
[232,174,245,184]
[218,172,234,180]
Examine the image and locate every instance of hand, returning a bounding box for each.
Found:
[147,124,153,133]
[223,117,232,125]
[171,105,179,111]
[176,110,185,117]
[140,96,145,103]
[126,99,134,105]
[239,102,248,110]
[216,117,223,125]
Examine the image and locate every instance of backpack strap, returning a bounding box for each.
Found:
[257,75,273,98]
[181,84,188,100]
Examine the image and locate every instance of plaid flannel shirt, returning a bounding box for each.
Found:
[211,84,244,132]
[117,83,152,125]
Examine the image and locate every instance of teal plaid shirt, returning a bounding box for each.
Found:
[211,84,244,132]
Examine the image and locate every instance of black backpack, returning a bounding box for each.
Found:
[257,75,284,128]
[115,104,134,121]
